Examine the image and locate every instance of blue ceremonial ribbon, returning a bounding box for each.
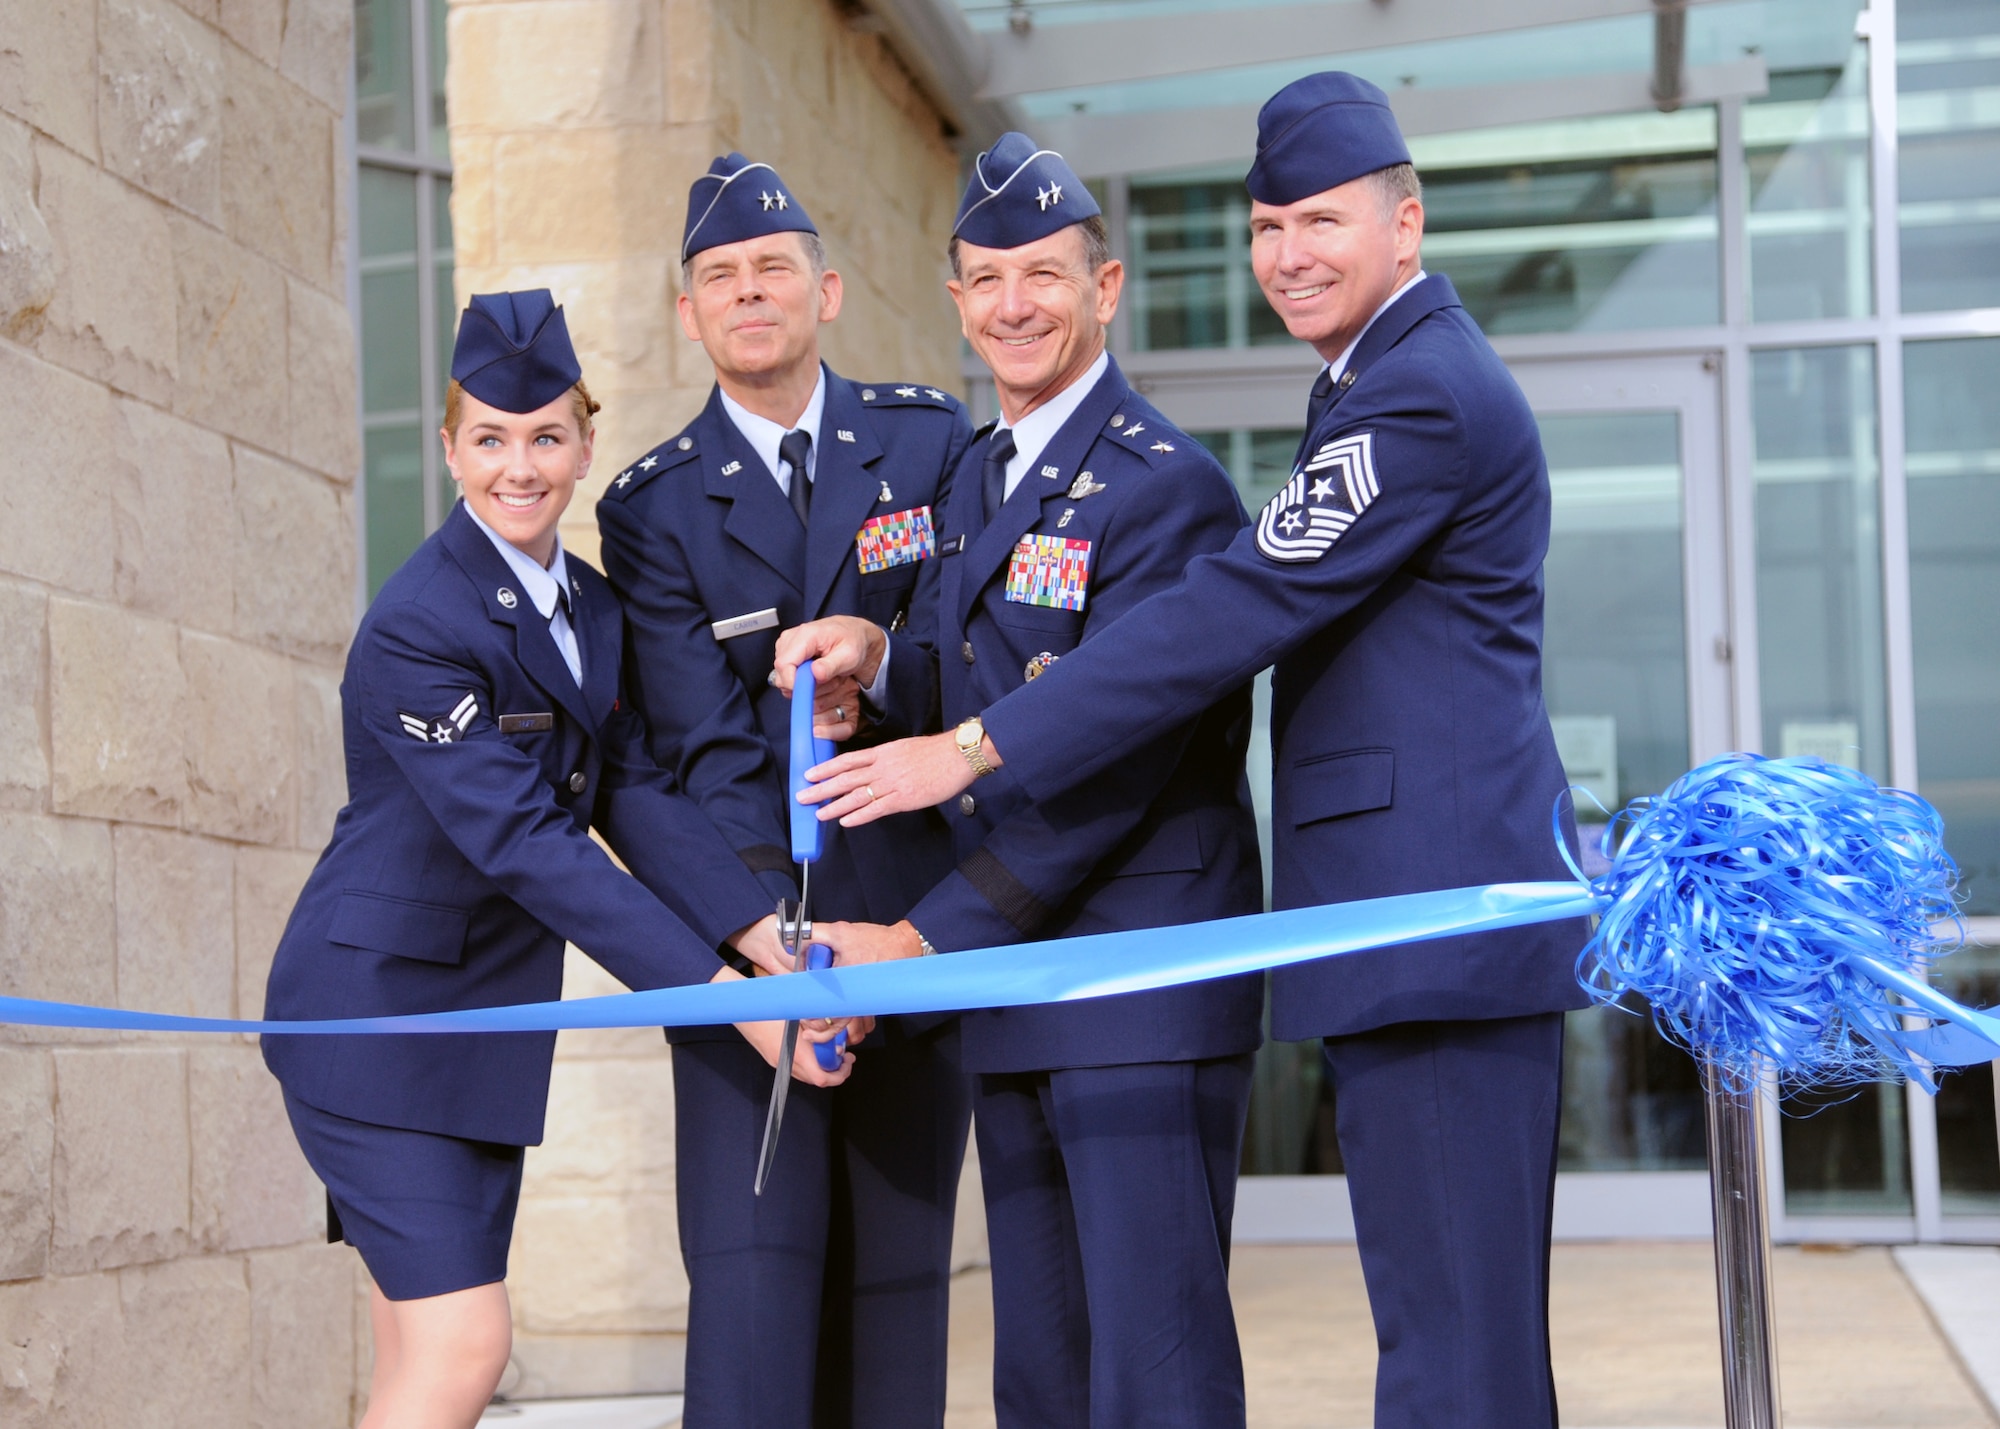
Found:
[2,755,1996,1078]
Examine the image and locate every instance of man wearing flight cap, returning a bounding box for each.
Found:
[596,153,974,1427]
[787,133,1267,1428]
[783,79,1591,1427]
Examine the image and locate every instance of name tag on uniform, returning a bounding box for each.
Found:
[1005,534,1093,612]
[498,712,554,734]
[854,506,936,574]
[711,607,780,641]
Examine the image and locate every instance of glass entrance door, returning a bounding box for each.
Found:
[1513,355,1733,1236]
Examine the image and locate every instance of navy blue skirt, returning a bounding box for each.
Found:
[283,1091,525,1302]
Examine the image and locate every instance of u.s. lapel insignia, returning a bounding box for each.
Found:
[399,692,479,744]
[1066,471,1106,500]
[1041,464,1061,481]
[878,480,894,503]
[720,459,742,476]
[497,587,518,609]
[837,429,856,443]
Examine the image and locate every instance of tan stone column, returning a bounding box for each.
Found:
[446,0,965,1397]
[0,1,364,1424]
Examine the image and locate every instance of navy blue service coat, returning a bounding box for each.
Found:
[981,277,1590,1037]
[597,371,971,933]
[886,356,1266,1074]
[262,502,772,1148]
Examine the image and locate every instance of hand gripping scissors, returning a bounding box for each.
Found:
[753,659,847,1195]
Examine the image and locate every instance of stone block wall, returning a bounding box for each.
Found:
[446,0,973,1397]
[0,1,363,1424]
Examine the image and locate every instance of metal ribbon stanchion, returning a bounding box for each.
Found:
[1703,1068,1782,1429]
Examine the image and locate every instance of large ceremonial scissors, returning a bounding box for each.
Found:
[753,659,847,1195]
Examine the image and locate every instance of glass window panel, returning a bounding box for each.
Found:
[354,0,415,151]
[1906,338,2000,916]
[1780,1081,1913,1216]
[358,168,421,417]
[1128,181,1288,351]
[1898,0,2000,312]
[365,423,426,599]
[1751,345,1888,782]
[1746,49,1873,321]
[1419,141,1719,335]
[433,176,456,412]
[1538,409,1704,1172]
[1933,945,2000,1216]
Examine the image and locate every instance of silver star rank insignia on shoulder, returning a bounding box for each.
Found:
[1066,471,1106,500]
[399,692,479,743]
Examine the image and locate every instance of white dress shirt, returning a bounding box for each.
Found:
[995,349,1110,502]
[719,367,828,498]
[465,503,582,687]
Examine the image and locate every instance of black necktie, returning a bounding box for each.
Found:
[1306,366,1337,434]
[982,429,1018,523]
[780,428,812,526]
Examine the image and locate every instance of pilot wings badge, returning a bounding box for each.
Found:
[1254,431,1379,563]
[399,692,479,743]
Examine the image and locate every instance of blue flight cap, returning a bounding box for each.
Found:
[952,132,1100,250]
[682,152,817,263]
[450,289,582,413]
[1245,72,1413,207]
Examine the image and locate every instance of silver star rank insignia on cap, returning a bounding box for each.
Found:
[1035,182,1063,211]
[1066,471,1106,500]
[759,190,788,211]
[399,692,479,744]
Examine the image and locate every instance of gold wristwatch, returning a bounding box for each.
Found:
[954,716,995,778]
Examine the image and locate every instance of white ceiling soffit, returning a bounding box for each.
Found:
[860,0,1021,144]
[1038,54,1768,179]
[974,0,1731,101]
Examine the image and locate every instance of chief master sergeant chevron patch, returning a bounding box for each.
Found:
[1254,431,1380,563]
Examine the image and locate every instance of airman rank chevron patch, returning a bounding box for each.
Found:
[398,692,479,743]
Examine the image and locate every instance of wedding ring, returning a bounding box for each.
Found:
[866,786,878,801]
[834,705,846,724]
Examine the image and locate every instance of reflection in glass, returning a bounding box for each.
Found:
[1128,180,1288,351]
[428,0,450,161]
[1780,1082,1912,1216]
[359,168,420,416]
[1751,346,1887,781]
[1747,51,1873,321]
[1898,0,2000,312]
[354,0,415,151]
[1906,340,2000,916]
[1935,943,2000,1216]
[1414,111,1719,335]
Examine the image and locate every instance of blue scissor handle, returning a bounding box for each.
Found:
[790,662,837,865]
[807,942,846,1070]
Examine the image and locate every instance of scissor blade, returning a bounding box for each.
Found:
[753,1020,799,1195]
[752,876,813,1196]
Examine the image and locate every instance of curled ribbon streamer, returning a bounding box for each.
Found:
[1576,754,1981,1091]
[2,755,1995,1083]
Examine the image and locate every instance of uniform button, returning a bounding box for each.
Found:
[962,641,975,665]
[568,772,586,794]
[959,793,977,816]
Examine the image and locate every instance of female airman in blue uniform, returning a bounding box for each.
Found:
[261,290,861,1429]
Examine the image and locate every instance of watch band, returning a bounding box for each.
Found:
[956,717,994,778]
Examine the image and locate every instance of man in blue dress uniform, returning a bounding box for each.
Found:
[594,154,974,1428]
[795,135,1266,1429]
[786,79,1592,1428]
